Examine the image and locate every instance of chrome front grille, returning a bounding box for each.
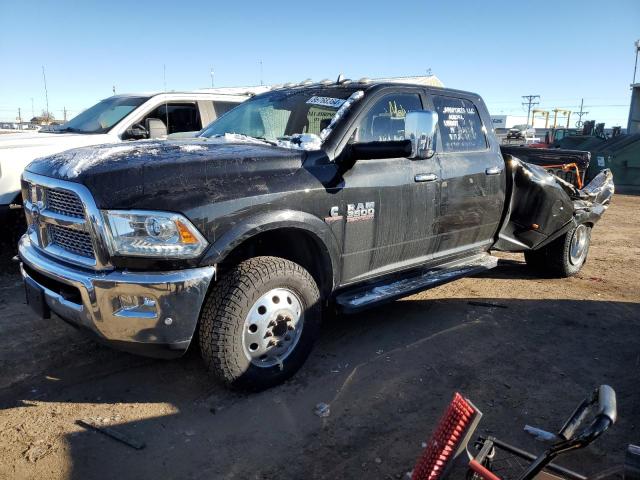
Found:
[48,224,94,258]
[21,173,110,269]
[45,187,85,218]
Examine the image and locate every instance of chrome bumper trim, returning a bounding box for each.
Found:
[19,235,215,355]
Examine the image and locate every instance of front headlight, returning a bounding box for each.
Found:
[102,210,208,258]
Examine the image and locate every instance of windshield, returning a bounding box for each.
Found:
[199,88,362,144]
[52,96,150,134]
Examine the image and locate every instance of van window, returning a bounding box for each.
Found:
[213,101,239,118]
[433,96,487,152]
[143,102,202,134]
[356,93,423,142]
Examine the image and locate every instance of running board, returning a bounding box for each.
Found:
[336,254,498,313]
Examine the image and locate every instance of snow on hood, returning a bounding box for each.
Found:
[43,143,163,179]
[205,133,272,146]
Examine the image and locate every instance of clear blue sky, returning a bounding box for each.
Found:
[0,0,638,127]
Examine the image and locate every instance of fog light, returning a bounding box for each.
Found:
[114,295,158,318]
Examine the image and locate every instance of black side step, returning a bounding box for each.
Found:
[336,254,498,313]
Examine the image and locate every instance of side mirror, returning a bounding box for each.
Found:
[350,140,412,161]
[145,118,168,139]
[123,124,148,140]
[405,110,438,159]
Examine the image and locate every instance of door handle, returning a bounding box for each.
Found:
[414,173,438,182]
[485,166,503,175]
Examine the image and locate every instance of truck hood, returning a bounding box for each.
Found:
[25,139,306,210]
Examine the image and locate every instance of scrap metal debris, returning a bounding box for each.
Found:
[76,419,145,450]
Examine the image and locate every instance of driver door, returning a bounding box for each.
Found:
[339,90,440,284]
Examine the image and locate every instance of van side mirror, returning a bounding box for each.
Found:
[123,124,148,140]
[405,110,438,159]
[145,118,168,139]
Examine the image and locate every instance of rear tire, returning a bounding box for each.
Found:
[524,224,591,278]
[198,256,321,391]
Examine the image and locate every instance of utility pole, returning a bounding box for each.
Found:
[42,66,50,123]
[210,67,214,88]
[522,95,540,126]
[634,40,640,84]
[30,97,34,118]
[63,107,67,122]
[112,85,116,95]
[18,108,22,130]
[259,60,263,86]
[575,98,589,128]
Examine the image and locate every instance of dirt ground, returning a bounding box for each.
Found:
[0,195,638,480]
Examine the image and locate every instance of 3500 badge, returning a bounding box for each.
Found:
[346,202,375,222]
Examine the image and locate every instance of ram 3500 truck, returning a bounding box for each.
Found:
[0,87,269,243]
[18,80,614,390]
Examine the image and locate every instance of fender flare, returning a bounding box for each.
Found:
[199,209,341,291]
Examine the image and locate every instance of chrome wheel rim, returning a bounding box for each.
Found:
[242,288,304,368]
[569,224,588,265]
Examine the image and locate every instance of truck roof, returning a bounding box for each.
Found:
[267,78,481,102]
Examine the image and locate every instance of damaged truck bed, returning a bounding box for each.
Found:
[496,147,614,253]
[18,79,614,390]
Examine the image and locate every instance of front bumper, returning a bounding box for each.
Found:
[18,235,215,358]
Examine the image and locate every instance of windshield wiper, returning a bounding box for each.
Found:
[49,126,82,133]
[208,133,277,146]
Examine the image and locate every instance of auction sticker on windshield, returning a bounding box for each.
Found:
[306,96,346,108]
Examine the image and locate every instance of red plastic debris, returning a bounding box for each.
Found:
[411,392,477,480]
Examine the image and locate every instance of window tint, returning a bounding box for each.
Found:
[433,96,487,152]
[356,93,422,142]
[144,102,202,134]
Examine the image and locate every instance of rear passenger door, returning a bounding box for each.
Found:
[431,95,505,256]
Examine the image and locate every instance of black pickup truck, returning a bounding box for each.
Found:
[18,80,614,390]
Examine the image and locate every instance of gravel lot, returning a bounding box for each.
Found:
[1,195,638,480]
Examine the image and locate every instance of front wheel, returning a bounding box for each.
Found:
[198,256,321,391]
[524,223,591,278]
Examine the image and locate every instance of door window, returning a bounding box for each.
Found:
[433,96,487,152]
[143,102,202,134]
[355,93,423,142]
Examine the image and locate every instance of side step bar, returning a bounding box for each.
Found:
[336,254,498,313]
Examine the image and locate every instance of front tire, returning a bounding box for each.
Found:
[524,223,591,278]
[199,256,321,391]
